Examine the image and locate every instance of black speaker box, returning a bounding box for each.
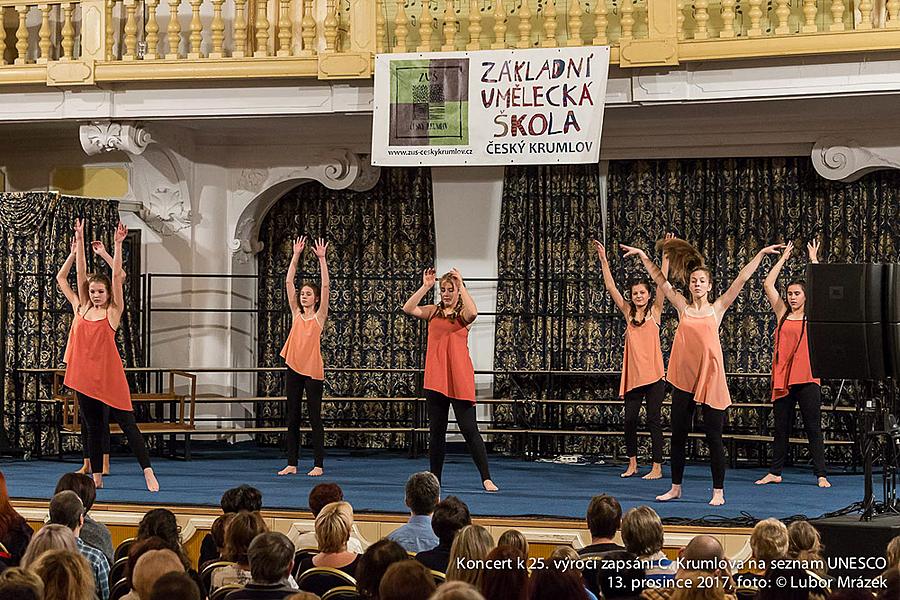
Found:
[806,263,884,323]
[807,322,887,379]
[886,263,900,324]
[811,514,900,579]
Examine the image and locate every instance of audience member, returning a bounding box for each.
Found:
[149,571,201,600]
[0,566,43,600]
[579,494,624,597]
[296,483,364,553]
[643,535,733,600]
[670,571,726,600]
[0,472,33,567]
[212,510,270,590]
[497,530,528,558]
[480,545,528,600]
[200,485,263,567]
[446,524,494,590]
[886,536,900,570]
[388,472,440,553]
[878,567,898,600]
[787,521,826,577]
[125,537,170,590]
[136,509,191,570]
[355,539,409,599]
[529,563,589,600]
[621,507,675,583]
[295,501,360,579]
[736,519,789,589]
[416,496,470,574]
[378,560,436,600]
[21,524,77,569]
[598,550,646,600]
[28,549,95,600]
[128,549,184,600]
[429,581,485,600]
[549,546,597,600]
[202,513,235,570]
[55,472,114,564]
[226,532,296,600]
[48,490,110,600]
[284,594,321,600]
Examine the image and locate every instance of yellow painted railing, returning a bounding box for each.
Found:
[1,0,900,85]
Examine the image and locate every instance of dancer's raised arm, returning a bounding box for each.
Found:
[285,236,306,317]
[807,239,820,265]
[57,239,81,310]
[103,224,129,329]
[593,240,627,317]
[621,244,688,313]
[312,238,330,322]
[73,219,90,307]
[763,241,792,320]
[402,268,437,320]
[714,244,784,315]
[651,233,673,320]
[449,268,477,324]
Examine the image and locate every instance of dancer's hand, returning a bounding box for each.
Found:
[114,223,128,244]
[778,241,794,261]
[592,239,607,262]
[807,239,820,263]
[292,236,306,255]
[759,244,785,256]
[449,268,464,286]
[620,244,647,260]
[90,241,106,255]
[74,218,84,240]
[422,268,436,288]
[312,238,328,259]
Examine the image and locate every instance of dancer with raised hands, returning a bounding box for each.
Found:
[756,240,830,488]
[58,220,158,491]
[403,268,497,492]
[278,236,330,477]
[594,234,671,480]
[621,238,783,505]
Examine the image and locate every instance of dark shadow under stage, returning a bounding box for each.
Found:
[3,445,865,524]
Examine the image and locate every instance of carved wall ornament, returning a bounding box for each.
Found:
[141,185,192,235]
[79,121,152,156]
[811,136,900,182]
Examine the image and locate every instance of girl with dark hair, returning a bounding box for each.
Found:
[403,268,497,492]
[57,220,157,492]
[0,472,33,566]
[278,236,330,477]
[756,240,830,488]
[595,235,671,479]
[622,238,783,505]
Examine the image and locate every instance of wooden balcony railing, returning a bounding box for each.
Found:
[1,0,900,86]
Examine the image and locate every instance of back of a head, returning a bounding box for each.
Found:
[878,567,899,600]
[447,525,495,587]
[138,508,180,547]
[224,510,268,564]
[432,496,471,547]
[496,530,528,557]
[21,524,78,568]
[248,532,295,584]
[657,238,705,286]
[355,539,408,599]
[481,545,528,600]
[621,506,664,557]
[133,549,185,600]
[671,571,725,600]
[378,559,436,600]
[549,546,580,572]
[308,483,344,517]
[284,594,322,600]
[751,519,789,563]
[48,491,84,531]
[787,521,821,556]
[221,485,263,513]
[0,567,44,600]
[315,501,353,553]
[29,549,94,600]
[54,473,96,513]
[430,581,486,600]
[405,472,440,516]
[127,536,171,588]
[598,550,645,600]
[586,494,622,539]
[528,565,588,600]
[681,536,725,573]
[148,570,200,600]
[887,535,900,569]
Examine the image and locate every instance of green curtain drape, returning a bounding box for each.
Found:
[255,168,436,450]
[0,192,143,456]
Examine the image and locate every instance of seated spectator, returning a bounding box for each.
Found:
[0,472,33,567]
[355,539,409,599]
[202,513,235,571]
[579,494,624,597]
[787,521,826,577]
[149,571,201,600]
[0,567,43,600]
[430,581,485,600]
[55,472,113,564]
[48,490,109,600]
[416,496,470,574]
[887,536,900,570]
[446,525,495,590]
[497,530,528,558]
[284,594,321,600]
[226,532,296,600]
[644,535,734,600]
[379,560,436,600]
[480,545,528,600]
[21,524,78,569]
[878,567,899,600]
[136,508,203,592]
[211,510,269,590]
[388,472,441,553]
[127,549,184,600]
[200,485,263,567]
[549,546,597,600]
[529,564,588,600]
[125,537,170,591]
[296,501,360,579]
[736,519,789,590]
[28,549,95,600]
[296,484,364,553]
[598,550,646,600]
[621,507,676,583]
[671,571,726,600]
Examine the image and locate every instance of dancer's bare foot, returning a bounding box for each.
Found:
[621,458,638,478]
[92,473,104,489]
[278,466,298,476]
[76,459,90,475]
[144,468,159,492]
[709,489,725,506]
[656,485,681,501]
[307,467,324,477]
[102,454,110,476]
[818,477,831,488]
[483,479,499,492]
[643,464,663,480]
[755,473,782,485]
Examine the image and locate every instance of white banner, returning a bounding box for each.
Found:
[371,46,610,166]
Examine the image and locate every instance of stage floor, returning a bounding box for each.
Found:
[3,446,864,523]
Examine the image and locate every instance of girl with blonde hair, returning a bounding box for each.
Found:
[447,524,495,589]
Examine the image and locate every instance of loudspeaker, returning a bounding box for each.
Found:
[811,514,900,578]
[807,323,887,379]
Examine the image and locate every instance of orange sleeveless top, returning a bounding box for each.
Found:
[424,311,476,403]
[280,313,325,381]
[771,318,820,400]
[619,315,665,397]
[667,310,731,410]
[63,311,133,411]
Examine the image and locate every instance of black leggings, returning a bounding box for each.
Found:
[670,388,727,489]
[284,368,325,468]
[623,379,666,464]
[769,383,827,478]
[80,405,110,460]
[426,390,491,482]
[78,392,151,471]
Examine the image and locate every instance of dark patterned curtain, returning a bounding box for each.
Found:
[256,168,435,450]
[0,193,143,456]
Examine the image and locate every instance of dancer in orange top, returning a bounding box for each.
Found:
[403,268,497,492]
[594,235,671,480]
[622,238,783,506]
[756,240,830,488]
[278,236,329,477]
[57,220,158,492]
